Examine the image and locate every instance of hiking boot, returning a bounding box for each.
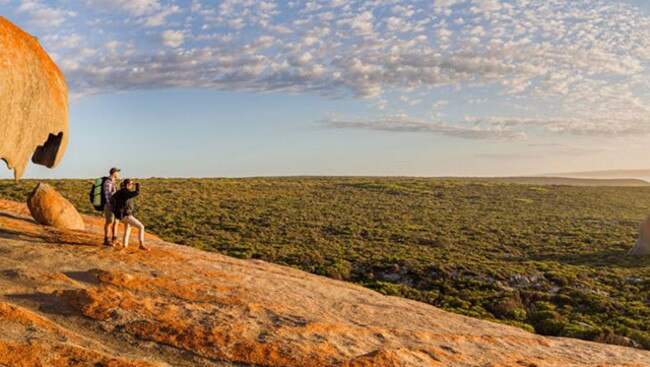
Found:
[111,236,118,245]
[102,238,111,246]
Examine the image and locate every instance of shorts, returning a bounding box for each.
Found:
[103,205,115,223]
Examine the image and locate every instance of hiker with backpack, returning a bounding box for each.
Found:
[89,167,121,246]
[111,179,149,251]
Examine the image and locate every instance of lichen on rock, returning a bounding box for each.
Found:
[0,16,69,180]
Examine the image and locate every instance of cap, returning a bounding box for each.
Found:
[109,167,121,175]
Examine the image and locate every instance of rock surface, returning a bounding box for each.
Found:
[0,198,648,367]
[0,17,69,180]
[630,215,650,256]
[26,183,84,231]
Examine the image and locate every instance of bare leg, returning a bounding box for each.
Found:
[103,206,114,246]
[103,221,112,246]
[111,221,118,238]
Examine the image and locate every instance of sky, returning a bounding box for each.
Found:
[1,0,650,179]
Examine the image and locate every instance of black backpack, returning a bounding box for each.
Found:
[89,177,109,211]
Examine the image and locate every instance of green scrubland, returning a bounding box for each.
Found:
[1,177,648,349]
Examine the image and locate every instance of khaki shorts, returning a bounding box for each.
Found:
[103,205,115,223]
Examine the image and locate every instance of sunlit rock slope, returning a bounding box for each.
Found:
[0,198,648,367]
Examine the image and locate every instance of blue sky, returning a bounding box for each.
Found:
[1,0,650,178]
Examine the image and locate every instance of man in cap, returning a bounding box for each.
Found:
[103,167,120,246]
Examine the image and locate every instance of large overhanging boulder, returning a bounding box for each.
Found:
[0,17,68,180]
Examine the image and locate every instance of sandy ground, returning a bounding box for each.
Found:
[0,198,648,367]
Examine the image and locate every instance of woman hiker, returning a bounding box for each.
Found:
[111,179,149,251]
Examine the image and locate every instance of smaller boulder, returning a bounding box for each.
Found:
[27,183,84,231]
[630,215,650,256]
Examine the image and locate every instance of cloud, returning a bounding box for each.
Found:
[4,0,650,137]
[161,29,185,48]
[140,5,180,27]
[85,0,161,16]
[16,0,75,28]
[465,115,650,136]
[319,114,527,140]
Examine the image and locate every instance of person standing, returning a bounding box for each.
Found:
[103,167,120,246]
[111,179,149,250]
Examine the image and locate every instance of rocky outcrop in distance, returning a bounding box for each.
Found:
[631,215,650,256]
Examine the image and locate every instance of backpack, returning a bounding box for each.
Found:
[89,177,109,211]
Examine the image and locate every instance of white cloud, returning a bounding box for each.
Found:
[7,0,649,138]
[86,0,161,16]
[42,33,83,50]
[319,113,527,140]
[161,29,185,48]
[141,5,180,27]
[466,115,650,137]
[16,0,75,28]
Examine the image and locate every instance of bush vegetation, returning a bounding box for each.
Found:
[0,177,648,349]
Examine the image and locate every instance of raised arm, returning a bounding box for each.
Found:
[124,183,140,199]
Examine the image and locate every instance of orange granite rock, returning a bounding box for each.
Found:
[0,17,68,180]
[0,197,648,367]
[27,183,84,231]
